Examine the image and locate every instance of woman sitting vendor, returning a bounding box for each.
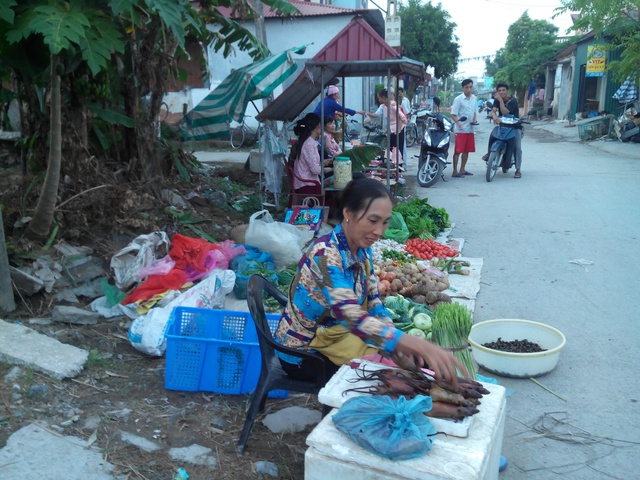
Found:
[274,176,468,385]
[292,113,331,193]
[320,116,342,177]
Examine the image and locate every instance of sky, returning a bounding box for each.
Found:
[435,0,577,78]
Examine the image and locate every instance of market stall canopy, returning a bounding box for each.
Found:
[185,46,306,140]
[613,75,638,104]
[257,16,425,122]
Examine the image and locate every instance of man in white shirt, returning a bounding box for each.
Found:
[450,79,478,177]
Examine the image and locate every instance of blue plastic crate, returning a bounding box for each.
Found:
[164,307,287,397]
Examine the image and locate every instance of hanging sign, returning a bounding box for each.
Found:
[586,45,606,77]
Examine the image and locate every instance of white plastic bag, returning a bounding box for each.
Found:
[110,232,170,290]
[244,210,312,268]
[128,268,235,356]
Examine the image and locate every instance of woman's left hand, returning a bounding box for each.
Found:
[393,335,469,391]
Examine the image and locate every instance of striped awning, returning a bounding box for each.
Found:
[185,46,306,140]
[613,75,638,104]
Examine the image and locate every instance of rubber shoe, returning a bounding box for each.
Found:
[499,455,508,472]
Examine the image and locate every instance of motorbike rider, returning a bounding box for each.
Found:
[482,82,523,179]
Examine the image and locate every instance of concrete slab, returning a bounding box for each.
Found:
[193,150,250,165]
[168,444,217,468]
[0,423,115,479]
[0,319,88,379]
[262,406,322,434]
[119,430,161,452]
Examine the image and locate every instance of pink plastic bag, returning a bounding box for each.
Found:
[137,255,176,279]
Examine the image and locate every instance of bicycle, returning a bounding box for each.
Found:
[230,100,265,149]
[230,118,265,149]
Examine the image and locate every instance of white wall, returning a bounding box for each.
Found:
[165,14,377,128]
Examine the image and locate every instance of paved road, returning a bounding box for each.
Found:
[407,119,640,479]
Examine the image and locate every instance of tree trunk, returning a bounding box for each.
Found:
[0,209,16,313]
[26,54,62,241]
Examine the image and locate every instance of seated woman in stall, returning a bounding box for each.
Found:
[292,113,332,193]
[274,176,468,385]
[320,116,343,177]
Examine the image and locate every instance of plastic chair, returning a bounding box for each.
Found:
[284,160,324,208]
[237,274,331,454]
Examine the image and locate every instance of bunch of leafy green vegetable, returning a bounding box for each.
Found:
[384,295,433,339]
[393,198,450,240]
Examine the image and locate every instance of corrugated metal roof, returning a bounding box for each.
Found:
[257,16,425,122]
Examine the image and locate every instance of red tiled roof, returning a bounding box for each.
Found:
[313,16,399,62]
[264,0,354,17]
[215,0,357,19]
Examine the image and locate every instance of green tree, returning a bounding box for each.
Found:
[0,0,297,241]
[556,0,640,81]
[485,12,560,99]
[399,0,459,78]
[485,48,506,79]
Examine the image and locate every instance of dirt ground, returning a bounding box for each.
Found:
[0,144,316,479]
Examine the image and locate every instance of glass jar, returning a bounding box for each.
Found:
[333,156,352,189]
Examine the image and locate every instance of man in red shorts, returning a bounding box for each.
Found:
[450,79,478,177]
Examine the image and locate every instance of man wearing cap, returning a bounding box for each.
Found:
[313,85,368,122]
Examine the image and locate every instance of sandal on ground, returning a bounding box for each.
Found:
[463,171,473,176]
[452,173,464,178]
[482,154,489,161]
[514,170,522,178]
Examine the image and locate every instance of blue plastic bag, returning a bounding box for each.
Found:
[230,245,277,299]
[332,395,437,460]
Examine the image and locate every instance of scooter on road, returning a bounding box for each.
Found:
[416,113,466,187]
[485,115,529,182]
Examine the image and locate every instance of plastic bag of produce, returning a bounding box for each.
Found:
[382,211,410,243]
[332,395,436,460]
[229,246,277,300]
[245,210,313,268]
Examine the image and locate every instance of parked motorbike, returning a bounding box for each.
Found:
[362,122,388,150]
[485,115,529,182]
[405,107,431,147]
[416,113,466,187]
[485,100,494,121]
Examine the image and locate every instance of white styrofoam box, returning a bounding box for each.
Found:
[249,149,263,173]
[306,381,506,480]
[318,360,473,437]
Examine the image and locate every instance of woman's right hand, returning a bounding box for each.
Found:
[393,334,469,390]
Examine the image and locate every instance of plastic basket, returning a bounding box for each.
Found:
[577,115,614,141]
[164,307,286,397]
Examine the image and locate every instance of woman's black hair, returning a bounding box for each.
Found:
[293,113,320,160]
[334,176,394,221]
[323,115,336,126]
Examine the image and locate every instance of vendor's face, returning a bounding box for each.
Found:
[343,198,393,251]
[325,120,336,133]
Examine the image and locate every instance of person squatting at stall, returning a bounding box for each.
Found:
[291,113,324,194]
[321,116,342,177]
[482,82,523,179]
[274,176,468,386]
